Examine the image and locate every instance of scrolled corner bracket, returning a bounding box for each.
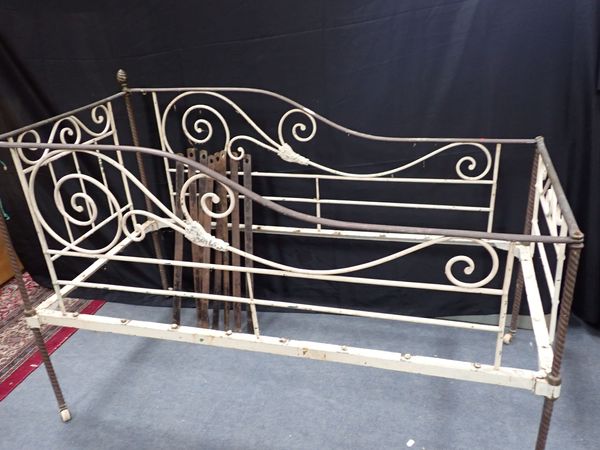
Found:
[276,143,310,165]
[184,220,229,252]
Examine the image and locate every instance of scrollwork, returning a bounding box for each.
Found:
[227,233,499,290]
[159,91,493,178]
[443,240,499,288]
[15,104,113,165]
[27,147,500,290]
[28,149,229,255]
[277,108,317,144]
[38,167,124,254]
[537,160,566,236]
[179,173,236,220]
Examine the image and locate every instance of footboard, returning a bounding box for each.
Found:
[0,72,583,449]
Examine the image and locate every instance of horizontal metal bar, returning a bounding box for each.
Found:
[34,309,552,395]
[167,168,494,185]
[51,252,503,295]
[242,195,490,212]
[55,279,500,332]
[250,225,513,250]
[1,142,576,244]
[248,172,496,184]
[154,219,513,249]
[0,93,125,141]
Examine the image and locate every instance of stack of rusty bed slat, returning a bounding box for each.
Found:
[172,150,254,332]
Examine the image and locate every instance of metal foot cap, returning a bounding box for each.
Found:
[502,333,514,345]
[60,408,71,422]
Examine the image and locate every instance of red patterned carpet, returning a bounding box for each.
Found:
[0,273,104,400]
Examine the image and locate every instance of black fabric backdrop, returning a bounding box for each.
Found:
[0,1,598,325]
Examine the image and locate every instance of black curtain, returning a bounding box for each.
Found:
[0,1,598,325]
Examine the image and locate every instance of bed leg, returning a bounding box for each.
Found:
[534,242,582,450]
[504,265,524,344]
[0,214,70,422]
[506,151,540,344]
[117,69,169,292]
[31,328,71,422]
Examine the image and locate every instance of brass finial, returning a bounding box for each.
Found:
[116,69,128,90]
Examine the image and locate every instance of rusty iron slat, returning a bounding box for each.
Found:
[229,157,243,332]
[210,151,227,329]
[243,154,255,333]
[187,148,204,326]
[197,150,210,327]
[218,152,231,330]
[205,154,220,329]
[171,155,185,325]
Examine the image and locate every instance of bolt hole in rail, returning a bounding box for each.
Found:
[0,71,582,449]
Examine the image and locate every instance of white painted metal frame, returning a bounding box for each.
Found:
[0,88,576,414]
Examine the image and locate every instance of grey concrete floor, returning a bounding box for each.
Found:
[1,302,598,449]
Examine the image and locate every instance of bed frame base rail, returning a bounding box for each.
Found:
[27,308,560,400]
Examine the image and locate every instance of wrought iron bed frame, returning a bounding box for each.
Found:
[0,71,583,449]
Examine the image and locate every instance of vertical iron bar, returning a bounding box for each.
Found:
[508,149,539,337]
[535,242,583,450]
[315,177,322,231]
[116,69,169,291]
[245,272,260,337]
[493,243,515,368]
[486,144,502,232]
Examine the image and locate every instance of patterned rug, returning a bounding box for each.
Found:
[0,273,104,401]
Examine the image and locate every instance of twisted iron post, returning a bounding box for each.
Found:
[0,212,71,421]
[116,69,169,292]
